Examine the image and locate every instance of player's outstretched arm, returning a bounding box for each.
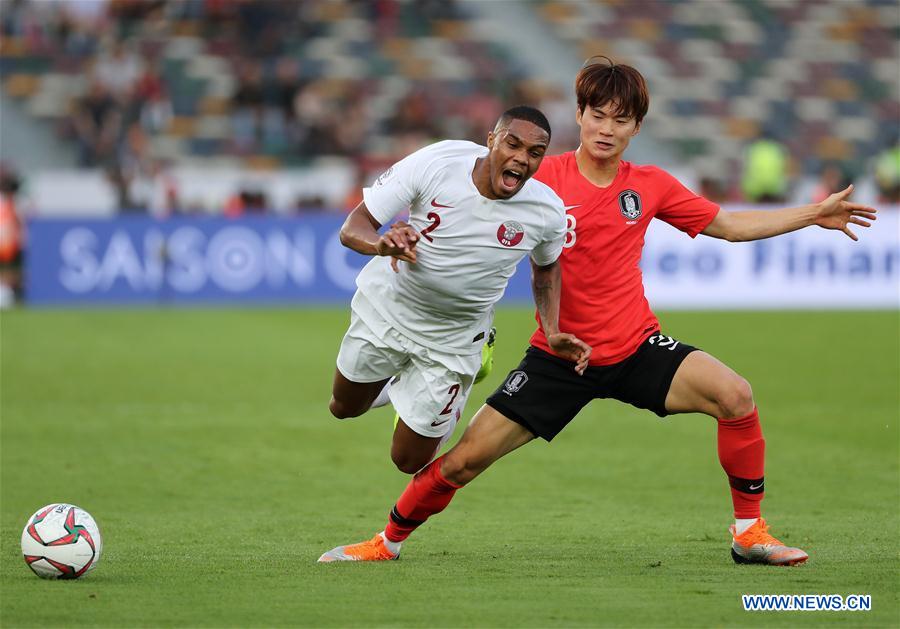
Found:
[531,260,592,374]
[340,202,419,262]
[701,185,877,242]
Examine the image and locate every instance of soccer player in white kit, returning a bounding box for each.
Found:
[329,106,591,477]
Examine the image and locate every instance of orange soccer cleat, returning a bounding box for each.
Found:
[730,518,808,566]
[317,533,399,563]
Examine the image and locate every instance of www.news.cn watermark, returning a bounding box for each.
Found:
[742,594,871,612]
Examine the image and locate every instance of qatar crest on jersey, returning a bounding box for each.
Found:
[497,221,525,247]
[618,189,642,222]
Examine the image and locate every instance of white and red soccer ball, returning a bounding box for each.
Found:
[20,503,102,579]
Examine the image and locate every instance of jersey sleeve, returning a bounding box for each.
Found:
[362,145,430,225]
[530,204,566,267]
[532,156,558,189]
[655,172,720,238]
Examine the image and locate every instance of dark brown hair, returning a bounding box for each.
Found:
[575,56,649,123]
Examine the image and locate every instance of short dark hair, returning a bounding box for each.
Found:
[575,56,649,124]
[494,105,552,139]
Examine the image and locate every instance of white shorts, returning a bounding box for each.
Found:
[336,293,481,439]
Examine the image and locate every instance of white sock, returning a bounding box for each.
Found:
[370,382,392,409]
[734,518,758,535]
[379,531,402,555]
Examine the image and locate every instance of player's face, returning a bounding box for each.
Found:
[576,101,640,162]
[484,119,550,199]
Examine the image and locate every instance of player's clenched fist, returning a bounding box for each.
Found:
[376,221,420,263]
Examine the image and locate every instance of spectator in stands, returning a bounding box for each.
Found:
[387,90,438,136]
[294,80,340,157]
[230,61,266,153]
[412,0,459,22]
[107,0,166,26]
[264,56,305,151]
[72,79,123,167]
[452,79,503,144]
[224,186,269,217]
[341,169,368,214]
[0,165,23,307]
[294,193,327,213]
[133,58,172,134]
[874,144,900,204]
[332,96,369,157]
[108,122,152,212]
[386,90,442,149]
[741,135,790,203]
[700,176,730,204]
[812,162,852,203]
[92,40,144,101]
[235,0,290,58]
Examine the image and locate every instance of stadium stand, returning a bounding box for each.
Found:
[537,0,899,198]
[1,0,897,212]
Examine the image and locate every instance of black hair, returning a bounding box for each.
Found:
[495,105,552,139]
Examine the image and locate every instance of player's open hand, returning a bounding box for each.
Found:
[547,333,592,375]
[815,184,877,241]
[377,221,420,264]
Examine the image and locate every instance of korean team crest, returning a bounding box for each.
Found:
[497,221,525,247]
[618,189,642,222]
[503,371,529,395]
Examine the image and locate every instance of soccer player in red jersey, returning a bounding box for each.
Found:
[319,58,877,565]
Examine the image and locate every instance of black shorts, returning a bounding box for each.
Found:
[486,332,698,441]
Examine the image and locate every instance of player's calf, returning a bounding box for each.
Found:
[439,448,484,486]
[439,436,506,486]
[390,420,445,474]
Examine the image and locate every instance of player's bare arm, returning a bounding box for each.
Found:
[701,185,877,242]
[340,202,419,262]
[531,260,592,374]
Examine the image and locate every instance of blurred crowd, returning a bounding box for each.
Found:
[2,0,560,215]
[0,0,898,219]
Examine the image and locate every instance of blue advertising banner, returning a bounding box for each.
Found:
[25,211,899,308]
[25,216,536,306]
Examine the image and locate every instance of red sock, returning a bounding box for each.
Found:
[717,407,765,519]
[384,455,462,543]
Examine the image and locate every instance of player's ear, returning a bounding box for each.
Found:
[632,121,641,136]
[487,131,495,148]
[575,107,583,127]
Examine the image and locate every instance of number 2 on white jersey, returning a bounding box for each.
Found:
[421,212,441,242]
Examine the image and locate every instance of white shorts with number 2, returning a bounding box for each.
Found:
[336,292,480,439]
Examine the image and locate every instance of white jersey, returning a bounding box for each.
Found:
[356,140,566,355]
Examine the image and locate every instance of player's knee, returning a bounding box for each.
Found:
[328,397,360,420]
[391,449,429,475]
[717,377,754,418]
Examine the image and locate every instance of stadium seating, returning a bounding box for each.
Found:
[1,0,897,208]
[537,0,898,188]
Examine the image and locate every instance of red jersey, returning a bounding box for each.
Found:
[531,153,720,365]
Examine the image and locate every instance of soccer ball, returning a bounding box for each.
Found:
[20,503,102,579]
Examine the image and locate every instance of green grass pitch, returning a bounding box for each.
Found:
[1,307,898,627]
